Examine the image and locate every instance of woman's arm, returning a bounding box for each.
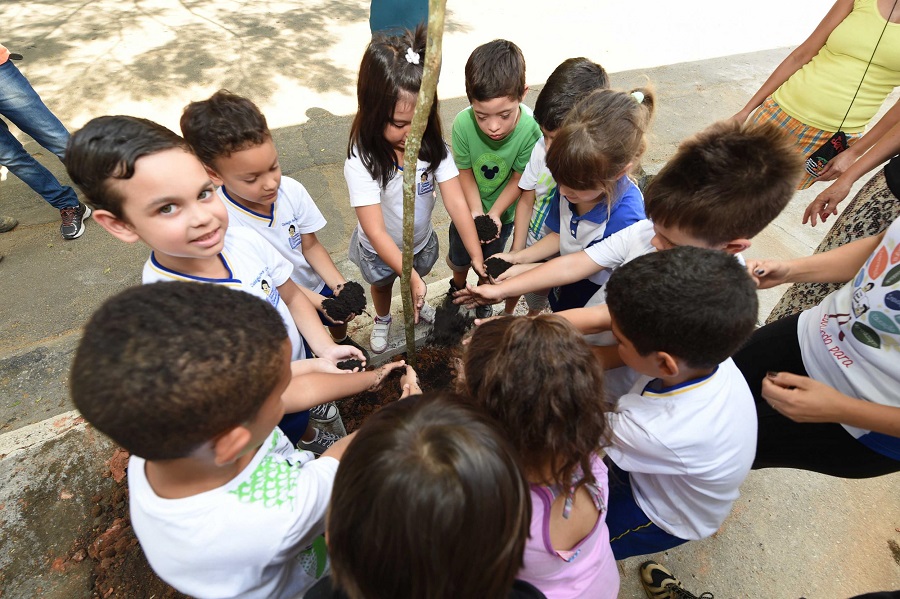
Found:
[747,230,886,287]
[440,176,486,277]
[805,103,900,225]
[733,0,854,122]
[763,372,900,437]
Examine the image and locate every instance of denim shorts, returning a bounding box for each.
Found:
[447,221,514,270]
[348,228,439,288]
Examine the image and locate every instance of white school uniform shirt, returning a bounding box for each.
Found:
[605,359,757,540]
[142,227,305,360]
[221,176,328,293]
[128,429,338,599]
[799,215,900,459]
[345,146,458,254]
[518,137,556,246]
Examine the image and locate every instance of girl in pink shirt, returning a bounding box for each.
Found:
[461,315,619,599]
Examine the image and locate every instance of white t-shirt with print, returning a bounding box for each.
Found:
[222,177,328,293]
[142,227,305,360]
[605,359,757,540]
[799,216,900,458]
[128,429,337,599]
[345,147,458,254]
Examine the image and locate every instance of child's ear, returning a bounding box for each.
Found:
[92,209,141,244]
[655,351,680,378]
[204,164,224,187]
[721,238,751,255]
[212,426,253,465]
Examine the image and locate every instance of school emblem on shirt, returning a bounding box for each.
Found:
[260,279,281,307]
[417,171,434,196]
[287,224,301,250]
[473,153,509,195]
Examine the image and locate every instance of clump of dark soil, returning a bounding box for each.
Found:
[341,345,460,433]
[474,215,499,242]
[322,281,367,322]
[427,297,475,348]
[484,256,513,279]
[337,359,364,371]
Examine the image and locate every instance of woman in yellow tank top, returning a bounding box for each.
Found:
[734,0,900,190]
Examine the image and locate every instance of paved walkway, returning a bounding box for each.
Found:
[1,1,898,596]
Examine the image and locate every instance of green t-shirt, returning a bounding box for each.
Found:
[451,105,541,224]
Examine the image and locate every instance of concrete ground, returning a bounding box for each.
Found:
[1,1,899,597]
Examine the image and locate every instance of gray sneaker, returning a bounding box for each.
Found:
[60,202,91,240]
[297,428,343,456]
[309,401,339,424]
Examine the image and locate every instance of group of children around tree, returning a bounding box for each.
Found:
[61,25,898,599]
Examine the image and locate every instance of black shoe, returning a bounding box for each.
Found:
[60,202,91,240]
[639,561,713,599]
[475,304,493,319]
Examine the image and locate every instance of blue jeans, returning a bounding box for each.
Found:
[0,60,78,210]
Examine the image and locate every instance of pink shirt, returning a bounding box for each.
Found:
[519,454,619,599]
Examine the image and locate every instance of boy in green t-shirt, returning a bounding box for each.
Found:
[448,39,541,318]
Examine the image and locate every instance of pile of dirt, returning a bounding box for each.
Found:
[340,345,461,433]
[52,450,187,599]
[484,256,513,279]
[322,281,367,322]
[474,215,499,242]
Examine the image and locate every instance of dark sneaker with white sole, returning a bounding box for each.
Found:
[310,401,339,424]
[297,428,343,455]
[60,202,91,240]
[639,561,714,599]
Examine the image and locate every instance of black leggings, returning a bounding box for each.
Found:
[733,314,900,479]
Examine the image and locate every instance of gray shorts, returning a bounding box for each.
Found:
[348,228,440,288]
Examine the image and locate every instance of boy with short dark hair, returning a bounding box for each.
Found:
[70,282,351,598]
[603,246,759,560]
[180,90,360,355]
[448,39,541,317]
[457,119,802,311]
[512,57,610,315]
[66,116,370,454]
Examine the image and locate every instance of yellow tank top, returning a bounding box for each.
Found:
[774,0,900,133]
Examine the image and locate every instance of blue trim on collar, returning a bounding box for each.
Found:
[221,187,275,223]
[149,252,239,284]
[642,366,719,395]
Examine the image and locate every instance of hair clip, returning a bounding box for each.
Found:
[405,47,421,65]
[631,91,645,104]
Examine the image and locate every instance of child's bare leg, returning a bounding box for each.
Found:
[452,266,469,290]
[300,424,316,442]
[503,296,518,315]
[371,283,393,318]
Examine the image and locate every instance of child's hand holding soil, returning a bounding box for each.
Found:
[473,214,501,244]
[367,359,408,391]
[322,281,367,323]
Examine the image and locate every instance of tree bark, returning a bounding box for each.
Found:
[400,0,446,367]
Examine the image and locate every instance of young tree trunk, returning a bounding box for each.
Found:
[400,0,446,367]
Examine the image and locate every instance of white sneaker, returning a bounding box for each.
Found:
[419,302,436,324]
[370,316,392,353]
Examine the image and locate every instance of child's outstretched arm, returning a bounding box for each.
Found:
[511,188,535,251]
[557,304,612,335]
[301,232,348,293]
[493,231,560,265]
[440,176,486,277]
[457,168,485,217]
[282,360,407,412]
[485,172,523,232]
[279,281,365,362]
[355,204,429,321]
